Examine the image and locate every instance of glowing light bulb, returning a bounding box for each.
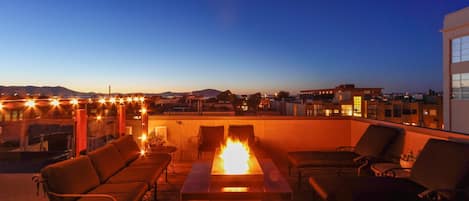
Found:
[0,102,3,110]
[25,100,35,108]
[96,115,102,121]
[70,98,79,105]
[109,97,116,104]
[139,97,145,102]
[119,98,124,104]
[140,108,147,114]
[127,97,133,103]
[50,99,60,107]
[99,98,106,104]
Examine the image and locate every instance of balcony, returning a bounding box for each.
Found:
[1,116,468,201]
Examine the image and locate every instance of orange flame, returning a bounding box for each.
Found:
[219,138,250,174]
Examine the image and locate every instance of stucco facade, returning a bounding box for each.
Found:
[442,7,469,133]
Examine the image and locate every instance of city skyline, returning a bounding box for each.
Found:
[0,1,467,94]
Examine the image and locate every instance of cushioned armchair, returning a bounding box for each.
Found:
[308,139,469,201]
[198,126,225,159]
[287,125,401,187]
[228,125,258,146]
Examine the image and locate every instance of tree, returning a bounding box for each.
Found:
[247,93,262,111]
[217,90,234,102]
[276,91,290,101]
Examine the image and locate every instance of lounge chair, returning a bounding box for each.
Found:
[308,139,469,201]
[197,126,225,159]
[287,125,401,187]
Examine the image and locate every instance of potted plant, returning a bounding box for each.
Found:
[400,150,417,168]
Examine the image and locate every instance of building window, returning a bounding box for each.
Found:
[384,109,392,117]
[341,105,352,116]
[452,73,469,100]
[353,96,362,117]
[452,35,469,63]
[393,105,402,117]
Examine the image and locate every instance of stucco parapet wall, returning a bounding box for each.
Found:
[353,118,469,141]
[442,6,469,31]
[148,115,351,121]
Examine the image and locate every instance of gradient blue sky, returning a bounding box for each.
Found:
[0,0,467,94]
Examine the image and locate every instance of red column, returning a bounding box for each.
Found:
[118,105,126,136]
[76,109,87,157]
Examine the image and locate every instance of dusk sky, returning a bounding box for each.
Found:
[0,0,468,94]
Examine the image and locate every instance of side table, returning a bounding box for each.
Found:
[150,146,178,174]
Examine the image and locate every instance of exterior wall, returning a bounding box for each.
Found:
[148,116,351,161]
[443,7,469,133]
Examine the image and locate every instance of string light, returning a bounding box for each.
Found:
[139,97,145,102]
[99,98,106,104]
[127,97,132,103]
[25,100,35,108]
[109,97,116,104]
[140,108,147,114]
[119,98,124,104]
[70,98,79,105]
[133,97,139,102]
[96,115,102,121]
[50,99,60,107]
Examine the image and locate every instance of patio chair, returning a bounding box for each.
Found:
[287,124,401,187]
[308,139,469,201]
[228,125,258,146]
[197,126,225,159]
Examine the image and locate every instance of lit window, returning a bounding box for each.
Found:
[452,73,469,100]
[452,36,469,63]
[341,105,352,116]
[353,96,362,117]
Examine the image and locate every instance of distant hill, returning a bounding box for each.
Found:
[0,86,222,98]
[0,86,95,97]
[191,89,221,98]
[155,89,221,98]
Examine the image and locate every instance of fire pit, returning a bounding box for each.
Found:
[211,138,264,186]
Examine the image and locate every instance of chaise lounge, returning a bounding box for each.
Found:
[308,139,469,201]
[37,135,171,201]
[287,124,401,187]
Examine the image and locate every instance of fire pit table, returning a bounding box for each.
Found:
[180,158,292,201]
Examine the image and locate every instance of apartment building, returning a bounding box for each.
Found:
[443,7,469,133]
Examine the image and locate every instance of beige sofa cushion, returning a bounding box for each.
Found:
[88,144,126,182]
[112,135,141,164]
[41,156,100,201]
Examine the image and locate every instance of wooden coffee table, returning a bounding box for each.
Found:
[180,158,292,201]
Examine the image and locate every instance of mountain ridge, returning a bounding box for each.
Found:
[0,86,222,98]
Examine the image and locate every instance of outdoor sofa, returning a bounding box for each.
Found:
[37,135,171,201]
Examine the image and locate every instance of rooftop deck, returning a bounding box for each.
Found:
[1,116,468,201]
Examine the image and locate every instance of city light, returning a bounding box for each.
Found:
[70,98,79,106]
[50,99,60,107]
[25,100,35,108]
